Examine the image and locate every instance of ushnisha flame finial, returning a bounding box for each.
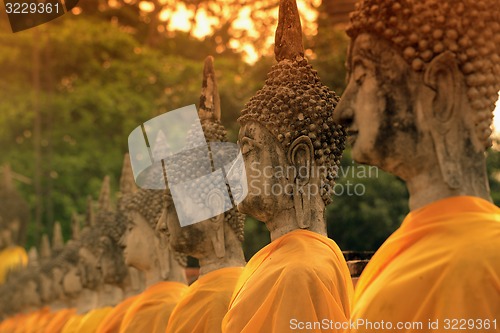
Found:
[198,56,221,122]
[275,0,305,62]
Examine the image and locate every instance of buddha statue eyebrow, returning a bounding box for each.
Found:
[355,43,382,65]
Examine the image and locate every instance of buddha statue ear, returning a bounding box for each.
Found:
[206,189,225,258]
[423,51,465,190]
[156,209,171,279]
[287,136,314,229]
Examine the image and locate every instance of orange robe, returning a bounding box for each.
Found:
[44,308,77,333]
[17,308,51,333]
[0,313,25,333]
[75,307,113,333]
[222,229,353,333]
[95,296,139,333]
[119,281,187,333]
[61,314,84,333]
[0,246,28,284]
[30,308,56,333]
[351,196,500,333]
[166,267,243,333]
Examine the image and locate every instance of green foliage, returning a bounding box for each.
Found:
[242,217,270,260]
[0,17,206,246]
[487,147,500,206]
[0,6,499,256]
[326,149,409,251]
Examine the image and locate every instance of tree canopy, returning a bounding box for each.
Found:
[0,1,498,257]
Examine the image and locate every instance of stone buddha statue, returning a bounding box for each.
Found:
[222,1,353,332]
[333,0,500,328]
[122,189,187,287]
[118,188,187,333]
[157,56,246,278]
[160,56,246,333]
[77,176,132,311]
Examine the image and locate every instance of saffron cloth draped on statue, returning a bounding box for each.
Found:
[166,267,243,333]
[60,314,83,333]
[95,295,138,333]
[75,307,113,333]
[119,281,187,333]
[43,308,76,333]
[351,196,500,333]
[222,229,353,333]
[0,246,27,284]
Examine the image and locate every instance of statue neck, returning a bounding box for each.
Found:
[96,284,124,307]
[75,288,98,314]
[198,224,245,276]
[266,198,326,242]
[406,151,491,211]
[121,268,144,297]
[163,251,187,285]
[143,262,163,288]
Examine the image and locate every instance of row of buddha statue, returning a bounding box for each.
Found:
[0,0,499,332]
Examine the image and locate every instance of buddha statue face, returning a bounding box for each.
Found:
[78,246,101,289]
[0,228,12,249]
[122,211,158,272]
[335,33,421,178]
[97,235,127,284]
[159,192,224,258]
[24,279,41,307]
[335,0,500,182]
[62,265,83,296]
[238,121,296,222]
[52,267,65,299]
[39,272,53,303]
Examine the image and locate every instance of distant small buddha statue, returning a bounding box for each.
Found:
[118,188,187,333]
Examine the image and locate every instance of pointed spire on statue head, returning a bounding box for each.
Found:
[71,212,81,240]
[198,56,221,122]
[119,154,137,196]
[274,0,305,62]
[98,175,111,213]
[40,234,51,259]
[28,247,39,267]
[52,221,64,252]
[86,196,95,227]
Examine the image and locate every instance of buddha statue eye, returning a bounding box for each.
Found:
[353,66,367,86]
[240,138,256,156]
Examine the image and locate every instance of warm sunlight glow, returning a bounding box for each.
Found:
[233,7,259,38]
[159,8,171,21]
[139,1,154,13]
[163,0,319,64]
[168,3,193,33]
[192,8,217,39]
[242,44,259,64]
[493,92,500,135]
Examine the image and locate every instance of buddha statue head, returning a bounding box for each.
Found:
[8,268,42,311]
[155,56,246,275]
[334,0,500,208]
[77,227,103,290]
[59,240,83,299]
[122,188,187,285]
[236,0,345,239]
[77,176,117,290]
[39,262,57,305]
[94,210,129,286]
